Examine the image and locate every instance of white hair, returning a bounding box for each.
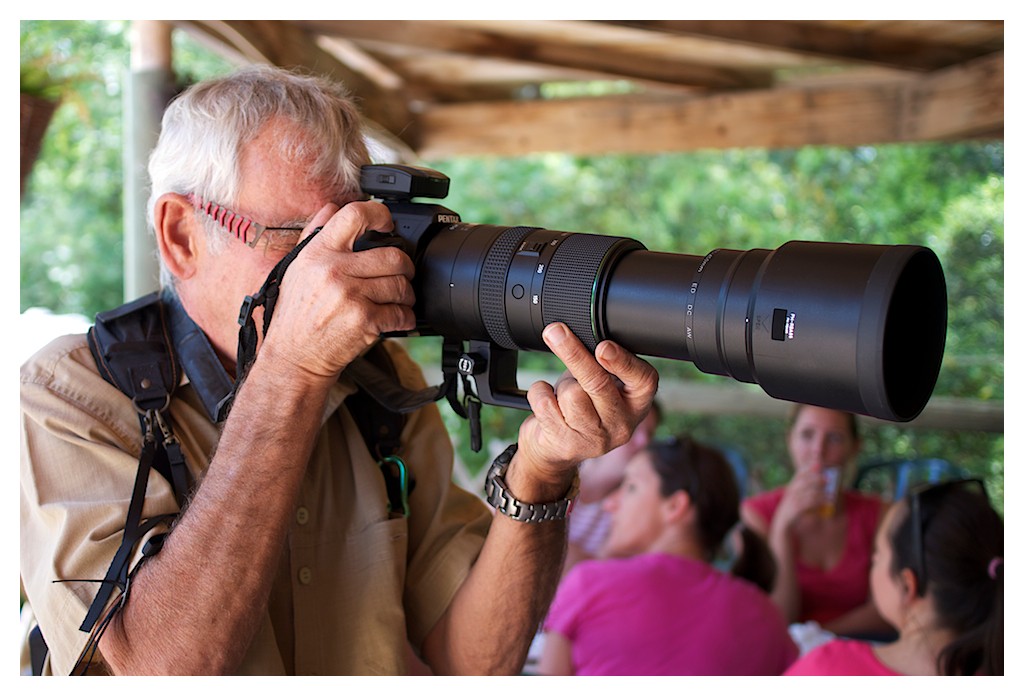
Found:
[147,65,371,287]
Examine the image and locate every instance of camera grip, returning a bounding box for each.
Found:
[354,229,406,252]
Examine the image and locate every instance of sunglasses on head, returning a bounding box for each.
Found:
[907,477,988,597]
[649,436,701,498]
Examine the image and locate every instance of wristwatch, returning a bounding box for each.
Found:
[484,444,580,523]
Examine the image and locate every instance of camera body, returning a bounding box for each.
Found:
[360,164,948,422]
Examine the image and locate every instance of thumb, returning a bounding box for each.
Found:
[297,203,341,245]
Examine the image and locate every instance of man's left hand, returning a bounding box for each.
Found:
[511,322,659,500]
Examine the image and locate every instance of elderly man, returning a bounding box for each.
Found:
[20,65,658,675]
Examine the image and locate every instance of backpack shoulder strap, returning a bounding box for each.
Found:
[68,299,413,673]
[89,294,412,500]
[87,292,189,503]
[345,341,407,460]
[87,291,181,413]
[345,342,415,516]
[75,294,188,667]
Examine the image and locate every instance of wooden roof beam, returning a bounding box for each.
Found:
[604,20,1003,72]
[354,40,637,103]
[900,51,1003,141]
[413,51,1002,158]
[295,20,781,90]
[173,20,416,139]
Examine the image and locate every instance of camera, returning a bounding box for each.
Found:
[358,164,947,423]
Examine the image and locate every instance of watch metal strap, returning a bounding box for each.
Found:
[484,443,579,523]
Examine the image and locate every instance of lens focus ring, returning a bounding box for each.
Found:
[542,235,639,351]
[479,227,536,349]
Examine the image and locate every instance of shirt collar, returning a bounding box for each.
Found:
[163,288,236,422]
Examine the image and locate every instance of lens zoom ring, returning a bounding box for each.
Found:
[542,235,625,351]
[480,226,536,349]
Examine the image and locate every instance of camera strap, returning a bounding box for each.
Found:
[234,228,322,387]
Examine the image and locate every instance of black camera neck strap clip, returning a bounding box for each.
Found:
[440,340,483,452]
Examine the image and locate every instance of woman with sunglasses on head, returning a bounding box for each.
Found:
[741,404,893,639]
[538,436,797,676]
[785,479,1003,675]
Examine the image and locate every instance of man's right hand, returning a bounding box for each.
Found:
[256,200,417,383]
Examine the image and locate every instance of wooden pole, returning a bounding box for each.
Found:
[124,20,175,301]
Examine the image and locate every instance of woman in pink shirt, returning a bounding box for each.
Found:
[538,436,797,676]
[741,405,892,637]
[786,478,1003,675]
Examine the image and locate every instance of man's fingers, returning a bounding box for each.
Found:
[519,325,660,473]
[542,323,657,427]
[314,200,395,252]
[298,203,341,243]
[526,380,562,426]
[342,246,415,280]
[353,273,417,307]
[542,324,617,398]
[539,323,644,449]
[595,339,659,410]
[553,376,602,432]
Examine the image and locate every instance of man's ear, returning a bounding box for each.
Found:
[154,193,202,281]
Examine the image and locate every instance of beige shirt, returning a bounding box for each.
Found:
[21,332,491,675]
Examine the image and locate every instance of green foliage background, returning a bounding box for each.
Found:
[21,21,1004,512]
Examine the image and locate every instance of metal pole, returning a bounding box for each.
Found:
[124,20,175,300]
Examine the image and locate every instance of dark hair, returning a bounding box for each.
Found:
[646,436,776,592]
[786,403,860,441]
[888,482,1003,675]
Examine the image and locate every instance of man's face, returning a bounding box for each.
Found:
[179,119,358,366]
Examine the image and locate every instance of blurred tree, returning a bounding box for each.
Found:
[20,20,233,317]
[21,20,129,315]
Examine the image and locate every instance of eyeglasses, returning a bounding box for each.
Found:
[187,194,305,248]
[908,477,987,596]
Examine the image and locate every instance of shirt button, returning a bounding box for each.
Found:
[295,506,310,525]
[298,566,313,585]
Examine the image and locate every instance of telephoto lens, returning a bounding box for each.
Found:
[417,226,946,422]
[361,164,948,423]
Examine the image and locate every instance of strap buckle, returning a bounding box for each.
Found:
[238,294,259,327]
[378,455,411,517]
